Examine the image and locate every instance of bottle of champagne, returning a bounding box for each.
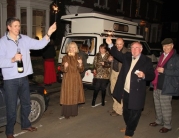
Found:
[17,48,24,73]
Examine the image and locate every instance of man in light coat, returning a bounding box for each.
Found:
[108,38,128,116]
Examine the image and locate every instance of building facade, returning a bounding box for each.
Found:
[1,0,164,44]
[0,0,51,39]
[61,0,163,44]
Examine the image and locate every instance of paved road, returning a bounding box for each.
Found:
[0,87,179,138]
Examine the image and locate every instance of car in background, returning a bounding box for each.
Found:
[150,48,162,62]
[0,69,49,127]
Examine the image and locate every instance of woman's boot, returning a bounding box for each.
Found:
[92,90,98,107]
[101,90,106,106]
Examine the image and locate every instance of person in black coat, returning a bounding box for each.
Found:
[106,37,155,138]
[78,44,90,79]
[149,38,179,133]
[42,39,57,86]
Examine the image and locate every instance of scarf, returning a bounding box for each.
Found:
[152,49,174,90]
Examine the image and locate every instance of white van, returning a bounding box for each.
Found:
[57,13,157,89]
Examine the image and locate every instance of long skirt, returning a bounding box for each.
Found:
[61,105,78,118]
[44,58,57,84]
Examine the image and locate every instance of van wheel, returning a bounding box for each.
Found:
[106,83,111,96]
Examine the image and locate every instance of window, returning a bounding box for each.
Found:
[94,0,99,5]
[171,22,178,32]
[151,27,157,43]
[21,8,27,35]
[103,39,150,55]
[71,0,84,4]
[113,23,128,32]
[94,0,109,9]
[146,3,149,18]
[135,0,141,17]
[117,0,123,12]
[32,10,46,39]
[154,5,157,20]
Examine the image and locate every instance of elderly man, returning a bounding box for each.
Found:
[149,38,179,133]
[108,38,128,116]
[106,37,155,138]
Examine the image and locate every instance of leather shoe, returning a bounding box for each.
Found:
[120,128,126,133]
[107,109,115,114]
[159,127,171,133]
[149,122,159,127]
[124,136,132,138]
[110,112,120,116]
[22,126,37,132]
[7,135,14,138]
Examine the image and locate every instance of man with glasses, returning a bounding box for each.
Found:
[149,38,179,133]
[106,37,155,138]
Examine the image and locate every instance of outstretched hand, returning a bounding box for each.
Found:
[106,37,112,45]
[47,22,57,36]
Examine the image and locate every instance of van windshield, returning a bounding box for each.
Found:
[103,39,151,55]
[61,37,97,56]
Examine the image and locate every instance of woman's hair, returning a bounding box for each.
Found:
[79,44,89,52]
[99,43,109,52]
[66,42,79,53]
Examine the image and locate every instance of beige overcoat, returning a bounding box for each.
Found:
[60,54,85,105]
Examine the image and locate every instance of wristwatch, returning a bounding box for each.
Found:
[46,33,51,37]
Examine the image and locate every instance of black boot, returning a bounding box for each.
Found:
[92,90,98,107]
[101,90,106,106]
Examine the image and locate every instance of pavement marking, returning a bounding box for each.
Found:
[13,124,43,137]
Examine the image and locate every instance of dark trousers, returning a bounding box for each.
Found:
[123,90,142,137]
[4,77,31,135]
[94,79,109,92]
[92,79,109,105]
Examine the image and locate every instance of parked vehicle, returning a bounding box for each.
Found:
[150,48,162,61]
[57,13,158,92]
[0,70,49,127]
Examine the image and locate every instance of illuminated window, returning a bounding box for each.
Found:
[21,8,27,35]
[32,10,46,39]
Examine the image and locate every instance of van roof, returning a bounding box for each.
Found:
[61,12,138,35]
[61,12,137,26]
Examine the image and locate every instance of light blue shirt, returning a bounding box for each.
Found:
[0,33,49,80]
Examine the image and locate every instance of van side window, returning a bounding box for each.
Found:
[103,39,150,55]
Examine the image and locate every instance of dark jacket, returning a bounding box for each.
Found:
[159,50,179,96]
[110,46,155,110]
[78,51,89,78]
[111,46,128,73]
[42,44,56,59]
